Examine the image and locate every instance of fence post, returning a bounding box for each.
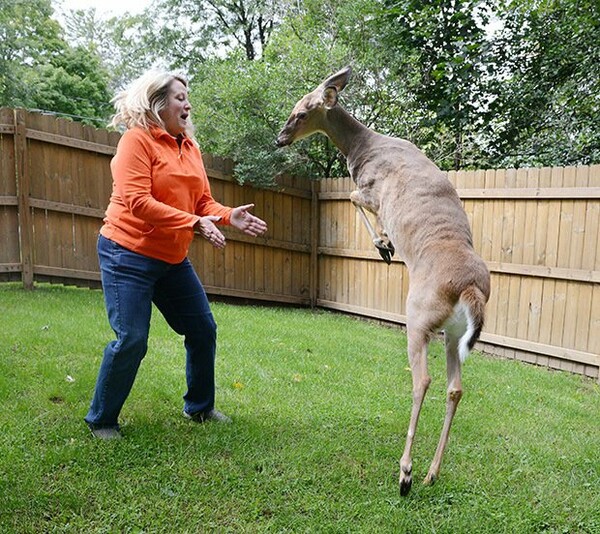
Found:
[309,179,319,308]
[14,109,34,289]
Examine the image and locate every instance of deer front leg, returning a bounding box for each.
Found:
[376,228,395,264]
[350,191,395,264]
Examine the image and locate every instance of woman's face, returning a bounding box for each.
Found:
[159,79,191,137]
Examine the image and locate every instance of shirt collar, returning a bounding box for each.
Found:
[149,126,192,147]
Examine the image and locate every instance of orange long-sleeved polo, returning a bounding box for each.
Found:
[100,127,232,264]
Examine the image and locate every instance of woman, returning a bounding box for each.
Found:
[85,70,267,439]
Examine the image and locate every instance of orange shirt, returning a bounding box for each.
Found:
[100,127,232,263]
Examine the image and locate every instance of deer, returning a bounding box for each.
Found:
[276,66,490,496]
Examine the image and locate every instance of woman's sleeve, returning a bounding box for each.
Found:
[112,131,199,229]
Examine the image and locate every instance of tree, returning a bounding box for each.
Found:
[60,7,158,92]
[144,0,286,73]
[190,53,346,186]
[189,0,380,185]
[190,0,501,181]
[483,0,600,167]
[372,0,496,170]
[0,0,64,107]
[1,0,113,126]
[40,0,600,175]
[26,45,113,124]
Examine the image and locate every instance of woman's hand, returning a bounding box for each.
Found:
[196,205,266,248]
[195,216,226,249]
[230,204,268,237]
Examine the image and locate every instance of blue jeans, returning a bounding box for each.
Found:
[85,235,217,428]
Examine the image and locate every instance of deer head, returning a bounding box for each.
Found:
[275,66,352,147]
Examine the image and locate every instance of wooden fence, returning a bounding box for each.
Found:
[319,169,600,380]
[0,108,314,305]
[1,109,598,380]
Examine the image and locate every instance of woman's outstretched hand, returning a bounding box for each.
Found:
[230,204,268,237]
[195,215,226,249]
[196,205,266,248]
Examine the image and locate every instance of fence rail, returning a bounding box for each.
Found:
[1,109,598,380]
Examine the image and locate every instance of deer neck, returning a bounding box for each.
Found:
[322,106,372,159]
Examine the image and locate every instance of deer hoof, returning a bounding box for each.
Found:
[378,247,393,265]
[423,472,437,486]
[374,239,395,264]
[399,475,412,496]
[399,465,413,496]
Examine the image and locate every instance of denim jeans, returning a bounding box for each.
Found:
[85,235,217,428]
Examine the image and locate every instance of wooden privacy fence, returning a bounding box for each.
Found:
[1,109,598,380]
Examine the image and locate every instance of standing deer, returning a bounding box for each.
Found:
[276,66,490,495]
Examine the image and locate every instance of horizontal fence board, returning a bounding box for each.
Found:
[316,298,409,324]
[0,195,17,205]
[204,285,310,305]
[25,128,117,155]
[480,333,600,367]
[320,188,600,200]
[0,124,15,135]
[480,261,599,283]
[0,263,21,273]
[29,198,106,219]
[457,187,600,199]
[33,264,101,281]
[319,247,599,283]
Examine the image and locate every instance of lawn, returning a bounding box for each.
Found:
[0,282,598,533]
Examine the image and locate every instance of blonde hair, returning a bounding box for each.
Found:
[110,70,194,137]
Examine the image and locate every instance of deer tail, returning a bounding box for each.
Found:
[458,285,487,363]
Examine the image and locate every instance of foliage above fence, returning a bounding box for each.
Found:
[1,109,598,380]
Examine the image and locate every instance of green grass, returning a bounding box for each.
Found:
[0,282,599,533]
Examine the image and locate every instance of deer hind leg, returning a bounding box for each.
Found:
[399,326,431,496]
[424,330,463,486]
[350,191,395,264]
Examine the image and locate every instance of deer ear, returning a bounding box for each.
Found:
[322,86,338,109]
[320,66,352,93]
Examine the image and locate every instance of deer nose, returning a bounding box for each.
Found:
[275,135,288,148]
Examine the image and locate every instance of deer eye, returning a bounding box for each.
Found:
[296,112,307,121]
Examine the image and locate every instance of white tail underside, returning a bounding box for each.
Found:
[443,302,475,363]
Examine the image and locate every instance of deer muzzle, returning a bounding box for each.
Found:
[275,132,291,147]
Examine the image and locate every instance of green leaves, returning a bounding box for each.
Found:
[484,0,600,167]
[372,0,495,169]
[0,0,112,126]
[3,0,597,174]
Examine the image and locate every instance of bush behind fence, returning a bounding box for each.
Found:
[1,109,598,380]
